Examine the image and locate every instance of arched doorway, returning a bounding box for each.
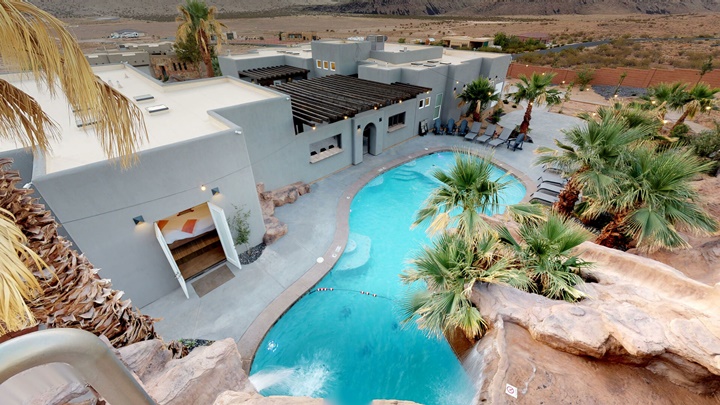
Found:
[363,123,377,155]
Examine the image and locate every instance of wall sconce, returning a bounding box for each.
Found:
[357,125,361,130]
[201,185,207,191]
[211,187,220,196]
[133,216,145,225]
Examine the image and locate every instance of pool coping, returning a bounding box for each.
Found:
[237,147,536,372]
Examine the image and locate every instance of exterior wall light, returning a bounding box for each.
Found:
[357,125,361,130]
[201,185,207,191]
[211,187,220,196]
[133,216,145,225]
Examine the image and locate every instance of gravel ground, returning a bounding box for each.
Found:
[592,85,648,99]
[239,243,266,265]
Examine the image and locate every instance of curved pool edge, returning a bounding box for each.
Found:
[237,147,536,372]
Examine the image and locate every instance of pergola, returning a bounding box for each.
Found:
[238,65,310,86]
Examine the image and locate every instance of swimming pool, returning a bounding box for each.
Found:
[250,152,526,405]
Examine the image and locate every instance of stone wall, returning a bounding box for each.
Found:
[150,54,206,81]
[256,182,311,245]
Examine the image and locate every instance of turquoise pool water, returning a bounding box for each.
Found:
[250,152,526,405]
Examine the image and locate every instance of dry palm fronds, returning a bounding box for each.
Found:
[0,79,59,153]
[0,0,147,167]
[0,158,157,346]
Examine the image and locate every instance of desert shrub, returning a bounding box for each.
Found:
[575,68,594,90]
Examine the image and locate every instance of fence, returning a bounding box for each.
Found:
[507,63,720,88]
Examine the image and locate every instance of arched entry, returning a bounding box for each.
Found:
[363,123,377,155]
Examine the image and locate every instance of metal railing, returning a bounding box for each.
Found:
[0,328,156,405]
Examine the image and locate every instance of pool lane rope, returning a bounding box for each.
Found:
[308,287,393,301]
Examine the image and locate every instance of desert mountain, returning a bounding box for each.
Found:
[29,0,720,18]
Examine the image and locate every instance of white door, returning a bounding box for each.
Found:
[154,222,190,299]
[207,202,242,269]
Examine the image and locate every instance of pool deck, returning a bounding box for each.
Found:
[141,108,583,371]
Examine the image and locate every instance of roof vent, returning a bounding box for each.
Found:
[427,60,439,63]
[440,62,452,65]
[410,62,423,66]
[134,94,154,102]
[147,104,169,114]
[424,64,437,67]
[75,118,97,128]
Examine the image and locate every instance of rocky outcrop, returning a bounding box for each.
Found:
[117,338,172,381]
[256,182,310,245]
[470,241,720,398]
[213,391,324,404]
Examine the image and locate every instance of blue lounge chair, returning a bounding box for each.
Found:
[474,124,497,144]
[508,132,526,151]
[457,120,468,136]
[433,119,444,135]
[445,118,456,135]
[529,190,559,205]
[487,127,513,148]
[536,182,563,195]
[537,173,567,187]
[465,122,482,141]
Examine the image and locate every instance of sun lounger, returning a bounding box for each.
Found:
[536,182,563,195]
[507,132,525,151]
[465,122,482,141]
[457,120,468,136]
[487,127,513,148]
[433,119,444,135]
[537,172,567,187]
[529,190,559,205]
[474,124,497,144]
[446,118,456,135]
[542,162,564,173]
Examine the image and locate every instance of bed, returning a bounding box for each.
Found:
[158,203,216,245]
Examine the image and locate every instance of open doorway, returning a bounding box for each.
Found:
[363,123,377,155]
[154,202,240,298]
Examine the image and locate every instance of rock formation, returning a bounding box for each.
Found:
[256,182,310,245]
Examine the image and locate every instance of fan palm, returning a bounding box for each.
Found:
[400,231,529,339]
[643,82,688,121]
[510,73,562,135]
[497,211,592,302]
[670,83,719,132]
[413,151,512,238]
[535,114,648,216]
[589,146,718,251]
[176,0,226,78]
[456,77,499,120]
[0,1,153,341]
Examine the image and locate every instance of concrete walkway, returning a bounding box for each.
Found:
[141,108,583,357]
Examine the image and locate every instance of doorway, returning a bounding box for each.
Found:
[154,202,240,298]
[363,123,377,155]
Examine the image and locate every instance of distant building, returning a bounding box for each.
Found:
[281,31,319,42]
[150,55,206,81]
[85,42,174,71]
[109,29,146,39]
[517,32,551,44]
[441,36,494,49]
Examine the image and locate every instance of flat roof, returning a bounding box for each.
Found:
[442,36,493,41]
[228,46,313,60]
[365,47,506,69]
[0,64,281,174]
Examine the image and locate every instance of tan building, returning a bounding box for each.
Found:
[517,32,551,44]
[441,36,493,49]
[281,31,319,42]
[150,54,206,81]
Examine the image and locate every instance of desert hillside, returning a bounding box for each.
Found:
[29,0,720,18]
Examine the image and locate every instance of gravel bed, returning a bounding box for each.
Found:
[592,85,648,99]
[239,243,266,265]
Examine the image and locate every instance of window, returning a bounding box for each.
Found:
[425,96,431,107]
[316,59,322,69]
[418,99,425,109]
[323,61,329,70]
[388,112,406,128]
[330,62,336,71]
[433,93,443,120]
[309,134,343,163]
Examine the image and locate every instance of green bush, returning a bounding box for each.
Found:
[398,37,406,44]
[575,68,594,90]
[691,127,720,158]
[229,205,251,249]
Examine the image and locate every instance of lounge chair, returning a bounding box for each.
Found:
[433,119,444,135]
[529,190,559,205]
[457,120,469,136]
[536,182,564,195]
[487,127,513,148]
[465,122,482,141]
[445,118,456,135]
[542,162,563,173]
[474,124,497,144]
[537,172,567,187]
[507,132,525,151]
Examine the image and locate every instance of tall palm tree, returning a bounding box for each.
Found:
[588,146,718,251]
[0,1,154,343]
[496,211,592,302]
[413,151,511,239]
[400,231,529,339]
[670,83,719,132]
[176,0,226,78]
[535,114,648,216]
[456,77,499,121]
[510,73,562,135]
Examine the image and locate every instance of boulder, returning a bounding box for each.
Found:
[144,338,255,405]
[117,338,172,381]
[263,217,288,245]
[213,391,323,404]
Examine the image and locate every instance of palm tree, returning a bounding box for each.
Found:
[456,77,499,121]
[588,146,718,251]
[176,0,226,78]
[413,151,511,238]
[496,211,592,302]
[535,113,648,216]
[670,83,719,132]
[643,82,687,121]
[400,231,529,339]
[0,1,154,343]
[510,73,562,135]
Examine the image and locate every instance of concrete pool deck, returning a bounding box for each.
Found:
[141,108,583,371]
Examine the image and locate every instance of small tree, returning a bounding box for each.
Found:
[575,68,594,91]
[612,71,627,97]
[229,205,251,251]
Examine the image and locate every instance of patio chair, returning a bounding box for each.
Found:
[529,190,559,206]
[487,127,513,148]
[536,182,564,196]
[474,124,497,144]
[445,118,456,135]
[457,120,469,136]
[465,122,482,141]
[433,119,444,135]
[507,132,526,151]
[537,172,567,187]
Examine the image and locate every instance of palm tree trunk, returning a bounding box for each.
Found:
[198,31,215,78]
[552,177,581,216]
[519,101,533,134]
[0,158,157,347]
[670,109,690,132]
[595,211,632,250]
